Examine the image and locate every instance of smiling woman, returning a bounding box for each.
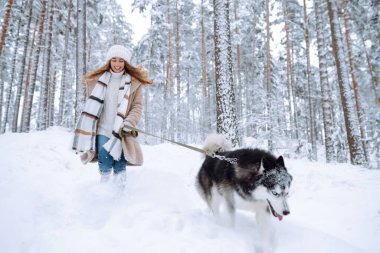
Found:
[72,44,153,188]
[116,0,151,45]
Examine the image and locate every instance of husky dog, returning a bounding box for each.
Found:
[196,134,293,252]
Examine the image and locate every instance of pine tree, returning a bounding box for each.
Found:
[3,2,22,132]
[314,0,335,162]
[38,0,55,130]
[213,0,238,145]
[265,0,272,150]
[58,0,73,126]
[342,0,368,163]
[22,0,48,132]
[326,0,365,165]
[303,0,317,160]
[12,0,34,132]
[200,0,209,132]
[0,0,14,56]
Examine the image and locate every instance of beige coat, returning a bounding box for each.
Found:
[82,74,144,165]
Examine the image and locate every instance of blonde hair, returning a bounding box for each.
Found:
[85,60,153,85]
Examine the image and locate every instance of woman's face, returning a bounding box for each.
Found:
[110,57,125,73]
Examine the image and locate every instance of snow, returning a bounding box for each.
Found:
[0,127,379,253]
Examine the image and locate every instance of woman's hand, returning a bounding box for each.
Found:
[119,121,138,138]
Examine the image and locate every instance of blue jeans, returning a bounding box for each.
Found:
[97,135,127,175]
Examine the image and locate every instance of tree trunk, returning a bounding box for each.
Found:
[58,0,73,126]
[283,0,296,139]
[200,0,209,133]
[303,0,317,160]
[326,0,365,165]
[247,3,259,136]
[3,13,22,132]
[82,0,87,76]
[175,0,181,140]
[166,0,174,95]
[266,0,272,150]
[0,0,14,56]
[12,0,34,132]
[342,0,369,163]
[22,0,48,132]
[48,70,57,127]
[314,0,335,162]
[0,60,6,133]
[39,0,55,130]
[234,0,242,126]
[74,0,86,124]
[213,0,238,145]
[361,35,379,104]
[20,14,38,132]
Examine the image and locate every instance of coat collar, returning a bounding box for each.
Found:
[130,76,141,94]
[84,72,142,94]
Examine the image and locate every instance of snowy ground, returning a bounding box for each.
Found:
[0,127,379,253]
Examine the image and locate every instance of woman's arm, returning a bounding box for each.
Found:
[124,84,143,127]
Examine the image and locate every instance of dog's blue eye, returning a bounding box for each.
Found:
[272,191,279,196]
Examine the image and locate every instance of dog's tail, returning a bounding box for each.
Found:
[203,134,232,156]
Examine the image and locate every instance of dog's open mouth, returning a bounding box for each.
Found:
[267,200,283,221]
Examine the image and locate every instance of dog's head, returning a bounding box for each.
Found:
[253,156,293,221]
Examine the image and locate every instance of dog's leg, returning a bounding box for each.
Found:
[209,186,221,216]
[255,203,274,253]
[224,189,236,226]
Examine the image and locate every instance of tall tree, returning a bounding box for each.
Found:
[22,0,48,132]
[175,0,181,140]
[166,0,174,95]
[314,0,335,162]
[213,0,238,145]
[58,0,73,126]
[74,0,86,124]
[39,0,55,130]
[233,0,242,120]
[303,0,317,160]
[326,0,365,165]
[0,0,14,56]
[200,0,209,131]
[342,0,368,163]
[283,0,297,139]
[265,0,273,150]
[20,13,39,132]
[3,3,22,132]
[12,0,34,132]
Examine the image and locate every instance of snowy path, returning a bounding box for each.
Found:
[0,127,379,253]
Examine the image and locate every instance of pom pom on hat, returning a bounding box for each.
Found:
[106,45,132,63]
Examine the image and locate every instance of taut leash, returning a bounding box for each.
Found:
[122,125,238,165]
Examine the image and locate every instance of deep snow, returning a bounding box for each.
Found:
[0,127,379,253]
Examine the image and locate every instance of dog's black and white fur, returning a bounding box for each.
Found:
[196,134,293,252]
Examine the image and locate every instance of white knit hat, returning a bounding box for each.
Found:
[106,45,132,63]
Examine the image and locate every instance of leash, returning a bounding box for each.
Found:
[122,125,238,165]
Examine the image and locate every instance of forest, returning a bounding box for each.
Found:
[0,0,379,168]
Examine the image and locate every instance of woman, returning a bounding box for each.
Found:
[72,45,152,184]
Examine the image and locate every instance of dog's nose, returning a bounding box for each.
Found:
[283,210,290,216]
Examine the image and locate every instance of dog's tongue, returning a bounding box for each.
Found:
[273,210,283,221]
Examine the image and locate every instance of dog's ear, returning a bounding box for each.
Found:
[260,157,273,173]
[276,156,285,168]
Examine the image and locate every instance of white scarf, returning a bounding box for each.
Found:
[72,71,131,161]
